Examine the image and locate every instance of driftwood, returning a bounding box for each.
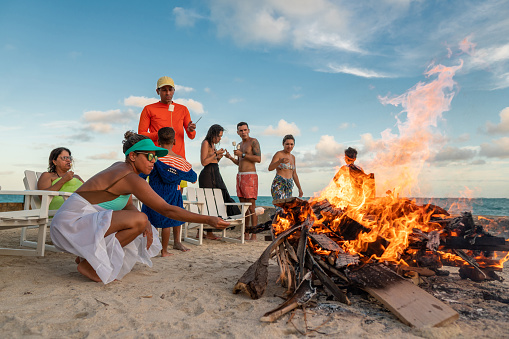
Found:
[233,218,313,299]
[260,272,316,322]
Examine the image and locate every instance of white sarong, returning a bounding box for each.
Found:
[50,193,162,284]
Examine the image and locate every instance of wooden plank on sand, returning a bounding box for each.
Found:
[365,278,459,328]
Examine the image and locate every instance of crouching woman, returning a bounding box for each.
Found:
[50,131,229,284]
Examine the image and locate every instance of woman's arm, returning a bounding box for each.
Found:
[200,140,219,166]
[268,151,283,171]
[225,151,239,166]
[127,174,229,229]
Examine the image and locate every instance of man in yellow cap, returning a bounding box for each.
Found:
[138,76,197,190]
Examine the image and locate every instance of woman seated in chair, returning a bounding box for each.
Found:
[50,131,229,284]
[37,147,85,210]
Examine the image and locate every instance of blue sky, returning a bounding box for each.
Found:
[1,0,509,198]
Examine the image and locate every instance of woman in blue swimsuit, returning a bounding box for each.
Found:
[268,135,303,206]
[50,131,229,284]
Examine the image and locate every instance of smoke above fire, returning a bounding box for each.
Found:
[365,59,464,197]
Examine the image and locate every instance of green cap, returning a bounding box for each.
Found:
[124,139,168,157]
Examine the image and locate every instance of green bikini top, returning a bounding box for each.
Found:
[97,194,131,211]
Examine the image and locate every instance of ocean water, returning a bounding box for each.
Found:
[236,196,509,217]
[2,194,508,216]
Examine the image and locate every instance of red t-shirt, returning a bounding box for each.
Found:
[138,101,196,159]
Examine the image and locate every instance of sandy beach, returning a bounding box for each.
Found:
[1,213,508,338]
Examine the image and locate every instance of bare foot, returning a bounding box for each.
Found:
[75,256,81,264]
[173,242,190,252]
[250,234,257,241]
[77,260,102,282]
[161,251,174,257]
[205,232,220,240]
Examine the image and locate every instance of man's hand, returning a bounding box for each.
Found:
[207,216,230,229]
[187,121,196,132]
[143,222,153,250]
[233,149,242,158]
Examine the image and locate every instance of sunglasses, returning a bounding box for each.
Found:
[60,156,73,161]
[136,152,158,162]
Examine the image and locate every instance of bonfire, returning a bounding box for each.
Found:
[233,166,509,328]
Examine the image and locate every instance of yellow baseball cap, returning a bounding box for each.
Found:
[157,76,175,89]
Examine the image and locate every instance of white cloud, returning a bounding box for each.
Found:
[0,125,21,132]
[480,137,509,158]
[315,134,343,158]
[173,7,204,27]
[311,126,319,132]
[175,84,194,93]
[430,146,477,162]
[204,87,211,93]
[124,96,158,108]
[42,120,77,129]
[484,107,509,134]
[338,122,354,130]
[209,1,358,52]
[82,109,138,123]
[321,64,392,78]
[85,122,113,133]
[88,151,119,160]
[228,98,243,104]
[174,98,204,114]
[262,119,301,136]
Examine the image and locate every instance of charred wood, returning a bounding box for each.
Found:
[233,218,313,299]
[260,272,316,322]
[441,236,509,251]
[308,232,342,252]
[305,250,351,305]
[347,263,404,289]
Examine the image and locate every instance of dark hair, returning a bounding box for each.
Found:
[123,130,148,155]
[237,121,248,129]
[158,127,175,145]
[48,147,71,173]
[282,134,295,145]
[204,124,224,147]
[345,147,357,159]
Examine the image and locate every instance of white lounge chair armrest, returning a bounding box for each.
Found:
[183,200,203,205]
[224,202,252,206]
[0,190,70,197]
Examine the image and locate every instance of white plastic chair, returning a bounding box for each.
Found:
[20,170,71,252]
[183,187,250,245]
[0,190,70,256]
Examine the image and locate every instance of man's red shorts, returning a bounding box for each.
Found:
[236,172,258,199]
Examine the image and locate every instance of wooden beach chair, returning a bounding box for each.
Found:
[183,187,251,245]
[0,190,70,256]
